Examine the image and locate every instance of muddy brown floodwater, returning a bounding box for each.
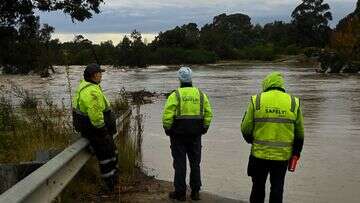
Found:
[1,62,360,202]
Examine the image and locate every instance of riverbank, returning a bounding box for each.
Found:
[214,54,316,66]
[0,54,316,76]
[2,64,360,202]
[79,169,243,203]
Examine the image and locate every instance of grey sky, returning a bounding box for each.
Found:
[40,0,358,43]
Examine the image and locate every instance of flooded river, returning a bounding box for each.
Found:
[1,62,360,202]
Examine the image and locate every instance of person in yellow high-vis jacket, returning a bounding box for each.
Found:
[72,64,118,191]
[241,72,304,203]
[162,66,213,201]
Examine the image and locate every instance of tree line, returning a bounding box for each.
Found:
[0,0,359,75]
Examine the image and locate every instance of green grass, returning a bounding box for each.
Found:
[0,86,73,163]
[0,83,143,201]
[117,119,139,180]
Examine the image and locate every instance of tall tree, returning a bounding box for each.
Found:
[332,0,360,62]
[181,23,200,49]
[116,35,131,66]
[130,30,148,67]
[262,21,296,47]
[291,0,332,47]
[337,0,360,30]
[1,15,56,74]
[0,0,104,74]
[152,23,199,49]
[210,13,253,48]
[0,0,104,26]
[200,13,254,59]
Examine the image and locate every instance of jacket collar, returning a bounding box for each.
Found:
[85,78,99,85]
[264,86,286,92]
[180,82,193,88]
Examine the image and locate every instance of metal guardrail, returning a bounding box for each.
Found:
[0,109,132,203]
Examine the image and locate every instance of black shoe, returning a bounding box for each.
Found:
[105,183,115,192]
[104,178,116,192]
[102,183,115,193]
[191,191,201,201]
[169,191,186,201]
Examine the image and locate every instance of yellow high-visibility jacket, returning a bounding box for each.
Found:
[241,72,304,161]
[162,86,213,135]
[72,79,116,134]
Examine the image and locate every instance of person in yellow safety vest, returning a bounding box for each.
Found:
[162,66,213,201]
[241,71,304,203]
[72,64,119,191]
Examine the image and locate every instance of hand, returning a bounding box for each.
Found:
[288,155,299,172]
[202,127,209,135]
[244,136,253,144]
[98,126,109,137]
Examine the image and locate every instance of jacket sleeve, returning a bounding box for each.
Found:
[203,93,213,128]
[87,89,106,128]
[293,98,304,157]
[241,97,255,144]
[162,92,178,130]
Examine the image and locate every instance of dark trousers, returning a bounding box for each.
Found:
[83,132,119,187]
[248,155,288,203]
[170,135,202,194]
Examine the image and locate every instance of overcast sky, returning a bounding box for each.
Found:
[40,0,358,43]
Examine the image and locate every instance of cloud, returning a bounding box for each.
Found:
[52,32,157,44]
[39,0,358,41]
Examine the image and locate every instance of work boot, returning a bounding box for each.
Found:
[191,191,201,201]
[169,191,186,201]
[104,180,115,192]
[104,176,118,192]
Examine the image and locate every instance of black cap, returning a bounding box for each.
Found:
[83,63,105,78]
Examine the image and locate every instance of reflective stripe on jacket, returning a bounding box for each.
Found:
[72,79,111,128]
[250,91,299,160]
[162,87,212,135]
[241,72,304,161]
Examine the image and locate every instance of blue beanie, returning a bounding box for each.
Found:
[178,66,192,83]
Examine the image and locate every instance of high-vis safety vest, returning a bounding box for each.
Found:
[72,80,116,134]
[251,90,300,161]
[162,87,212,135]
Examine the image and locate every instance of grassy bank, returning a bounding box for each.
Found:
[0,83,73,163]
[61,89,144,201]
[0,82,144,201]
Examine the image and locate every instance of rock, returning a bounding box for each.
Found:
[345,61,360,73]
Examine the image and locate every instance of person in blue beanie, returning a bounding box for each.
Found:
[162,66,213,201]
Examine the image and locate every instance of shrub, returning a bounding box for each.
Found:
[150,47,217,65]
[0,95,13,131]
[0,98,73,163]
[0,84,143,200]
[303,47,321,58]
[112,88,130,117]
[237,44,277,61]
[284,44,301,55]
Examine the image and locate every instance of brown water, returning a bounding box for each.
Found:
[1,63,360,202]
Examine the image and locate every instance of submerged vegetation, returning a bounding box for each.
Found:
[1,0,359,74]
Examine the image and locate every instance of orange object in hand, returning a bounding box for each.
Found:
[288,156,299,172]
